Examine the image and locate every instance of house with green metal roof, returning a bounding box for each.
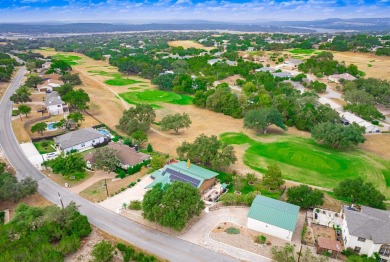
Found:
[146,161,219,194]
[247,195,300,241]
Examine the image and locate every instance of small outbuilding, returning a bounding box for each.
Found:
[316,237,342,258]
[247,195,300,241]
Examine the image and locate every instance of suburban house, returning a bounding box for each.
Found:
[45,91,68,115]
[328,73,357,83]
[284,58,303,68]
[272,71,293,78]
[84,142,150,170]
[341,205,390,260]
[54,128,107,153]
[37,74,64,92]
[255,67,276,73]
[207,59,237,66]
[247,195,300,241]
[146,161,219,194]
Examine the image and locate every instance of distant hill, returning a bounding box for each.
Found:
[0,18,389,35]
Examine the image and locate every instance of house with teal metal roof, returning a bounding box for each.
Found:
[146,161,219,194]
[247,195,300,241]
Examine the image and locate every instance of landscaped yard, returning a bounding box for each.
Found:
[217,172,283,199]
[88,70,143,86]
[220,132,390,198]
[119,89,193,107]
[33,140,56,154]
[52,53,82,65]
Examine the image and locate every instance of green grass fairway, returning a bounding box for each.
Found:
[289,49,316,55]
[87,70,142,86]
[52,54,82,65]
[119,89,192,107]
[221,132,390,198]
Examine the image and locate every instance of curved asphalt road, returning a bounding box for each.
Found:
[0,67,237,262]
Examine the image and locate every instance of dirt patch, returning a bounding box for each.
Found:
[359,134,390,160]
[210,222,291,259]
[0,192,52,219]
[333,52,390,81]
[321,194,343,212]
[218,74,245,86]
[168,40,213,51]
[79,169,146,203]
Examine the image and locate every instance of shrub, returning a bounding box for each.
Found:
[372,120,379,125]
[123,137,132,146]
[12,109,19,116]
[129,200,142,210]
[116,243,157,262]
[147,143,153,152]
[257,235,267,244]
[91,240,114,262]
[225,227,240,234]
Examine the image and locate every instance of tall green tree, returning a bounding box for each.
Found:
[244,108,287,134]
[286,185,324,209]
[334,178,386,209]
[44,153,86,177]
[10,85,32,103]
[92,147,120,173]
[117,104,156,136]
[18,104,31,117]
[0,166,38,202]
[311,122,365,149]
[176,134,237,170]
[25,75,43,89]
[262,164,285,190]
[62,89,90,111]
[60,73,82,86]
[142,181,205,231]
[132,130,148,146]
[67,111,85,126]
[57,83,74,96]
[160,113,192,134]
[31,122,47,135]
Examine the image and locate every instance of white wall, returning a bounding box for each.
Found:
[247,217,293,241]
[342,217,380,257]
[63,137,105,153]
[48,104,63,115]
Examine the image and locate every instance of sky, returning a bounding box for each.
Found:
[0,0,389,23]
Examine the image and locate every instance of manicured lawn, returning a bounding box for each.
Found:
[217,172,282,199]
[52,54,82,65]
[33,140,56,154]
[119,89,193,107]
[88,70,142,86]
[288,49,316,55]
[220,132,390,198]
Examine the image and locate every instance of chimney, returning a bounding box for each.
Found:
[187,159,191,168]
[134,145,139,152]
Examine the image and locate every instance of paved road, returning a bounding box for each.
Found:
[0,67,238,262]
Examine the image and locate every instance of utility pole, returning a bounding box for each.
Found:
[104,179,109,198]
[57,192,64,209]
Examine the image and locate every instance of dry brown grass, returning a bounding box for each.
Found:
[0,192,52,219]
[41,169,95,188]
[168,40,213,51]
[218,74,244,86]
[79,169,146,203]
[359,134,390,160]
[332,52,390,81]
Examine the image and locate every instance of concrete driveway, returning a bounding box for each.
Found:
[180,207,271,262]
[99,175,153,212]
[20,142,43,169]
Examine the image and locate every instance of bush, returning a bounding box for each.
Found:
[129,200,142,210]
[91,240,114,262]
[219,192,256,206]
[372,120,379,125]
[225,227,240,234]
[116,243,157,262]
[257,235,267,244]
[12,109,19,116]
[57,235,81,255]
[115,167,127,179]
[147,143,153,152]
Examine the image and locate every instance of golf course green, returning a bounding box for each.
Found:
[88,70,143,86]
[221,132,390,198]
[119,89,193,107]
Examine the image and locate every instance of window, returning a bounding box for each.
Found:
[354,247,361,254]
[379,245,390,257]
[357,237,366,242]
[344,236,347,245]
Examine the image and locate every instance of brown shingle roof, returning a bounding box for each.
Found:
[84,143,150,167]
[317,237,342,251]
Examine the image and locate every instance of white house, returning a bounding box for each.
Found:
[247,195,300,241]
[45,91,67,115]
[328,73,356,83]
[54,128,107,153]
[342,205,390,261]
